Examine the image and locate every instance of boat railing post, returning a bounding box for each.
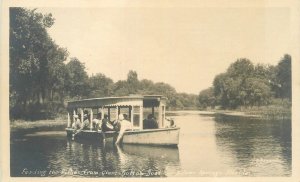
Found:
[152,107,154,116]
[139,106,143,130]
[67,112,71,128]
[101,107,104,120]
[158,104,162,128]
[73,110,76,124]
[90,109,93,130]
[80,109,84,124]
[130,106,133,123]
[116,106,119,119]
[162,105,165,128]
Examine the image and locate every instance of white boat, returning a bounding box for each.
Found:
[65,95,180,147]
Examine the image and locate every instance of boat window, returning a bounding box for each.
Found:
[143,107,158,120]
[133,106,140,127]
[120,107,130,121]
[92,108,98,119]
[110,107,117,121]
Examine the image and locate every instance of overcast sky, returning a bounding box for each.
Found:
[37,5,291,94]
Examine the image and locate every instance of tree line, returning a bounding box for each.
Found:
[198,56,291,109]
[10,8,198,120]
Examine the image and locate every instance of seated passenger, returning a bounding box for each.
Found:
[101,114,114,132]
[92,113,102,130]
[72,115,81,130]
[82,114,90,130]
[143,114,158,129]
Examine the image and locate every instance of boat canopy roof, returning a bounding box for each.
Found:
[67,95,167,109]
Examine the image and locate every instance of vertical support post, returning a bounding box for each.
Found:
[90,109,93,130]
[116,106,119,119]
[152,107,154,116]
[101,107,104,120]
[158,104,162,128]
[108,107,111,120]
[162,105,165,128]
[129,106,132,122]
[80,109,84,123]
[67,112,71,128]
[73,110,76,124]
[131,106,134,123]
[139,106,143,130]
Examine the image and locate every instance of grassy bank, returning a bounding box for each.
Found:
[211,105,291,120]
[241,106,291,120]
[10,116,67,133]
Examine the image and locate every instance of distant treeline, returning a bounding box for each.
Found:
[10,8,198,120]
[198,56,291,109]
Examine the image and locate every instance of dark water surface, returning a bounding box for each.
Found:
[10,111,291,177]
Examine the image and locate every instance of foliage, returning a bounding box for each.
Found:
[10,8,69,119]
[198,87,216,109]
[276,54,291,100]
[64,57,89,99]
[200,56,292,109]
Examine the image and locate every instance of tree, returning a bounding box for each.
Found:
[276,54,291,100]
[212,58,273,109]
[227,58,254,79]
[245,78,272,106]
[10,8,68,119]
[198,87,216,109]
[113,80,130,96]
[88,73,113,97]
[65,58,89,99]
[127,70,139,94]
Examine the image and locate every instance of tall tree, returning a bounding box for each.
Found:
[88,73,114,97]
[65,58,89,99]
[127,70,139,94]
[276,54,291,100]
[10,8,68,119]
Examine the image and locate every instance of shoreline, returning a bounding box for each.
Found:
[167,106,291,120]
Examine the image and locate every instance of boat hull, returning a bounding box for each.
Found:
[66,127,180,146]
[122,128,179,146]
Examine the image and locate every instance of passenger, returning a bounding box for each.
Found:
[101,114,115,141]
[165,117,176,128]
[72,115,81,130]
[115,114,133,145]
[101,114,114,132]
[143,114,158,129]
[82,114,90,130]
[92,113,102,130]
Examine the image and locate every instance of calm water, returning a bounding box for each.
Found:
[10,111,291,177]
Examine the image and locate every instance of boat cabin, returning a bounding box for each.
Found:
[66,95,167,130]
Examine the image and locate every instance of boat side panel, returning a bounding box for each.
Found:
[123,128,179,146]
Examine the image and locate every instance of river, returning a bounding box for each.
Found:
[10,111,291,177]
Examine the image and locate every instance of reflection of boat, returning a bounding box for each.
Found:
[121,144,179,162]
[65,95,180,146]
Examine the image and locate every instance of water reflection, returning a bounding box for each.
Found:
[61,139,180,177]
[214,114,291,176]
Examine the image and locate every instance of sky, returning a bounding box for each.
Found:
[37,4,292,94]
